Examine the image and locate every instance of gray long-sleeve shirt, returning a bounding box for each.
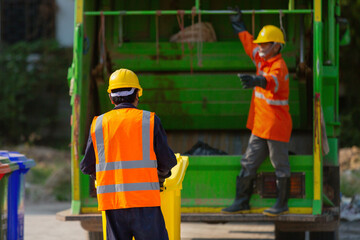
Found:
[80,103,177,180]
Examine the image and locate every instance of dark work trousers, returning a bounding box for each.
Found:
[240,134,290,178]
[105,206,169,240]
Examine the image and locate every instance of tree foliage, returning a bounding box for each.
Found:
[339,1,360,147]
[0,41,72,145]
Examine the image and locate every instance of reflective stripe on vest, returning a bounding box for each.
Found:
[94,114,105,167]
[252,47,259,65]
[271,74,279,93]
[285,74,289,81]
[258,72,279,93]
[94,110,159,193]
[97,182,160,194]
[95,111,157,173]
[255,91,289,106]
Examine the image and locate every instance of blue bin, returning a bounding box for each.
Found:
[0,156,19,240]
[0,151,35,240]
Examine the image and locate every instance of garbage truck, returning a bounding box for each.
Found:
[57,0,350,239]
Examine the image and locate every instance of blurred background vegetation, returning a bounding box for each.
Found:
[0,41,72,148]
[338,1,360,148]
[0,40,73,201]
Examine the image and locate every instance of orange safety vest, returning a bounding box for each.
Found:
[90,108,160,211]
[239,31,292,142]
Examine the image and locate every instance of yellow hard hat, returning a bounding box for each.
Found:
[253,25,285,44]
[107,69,143,97]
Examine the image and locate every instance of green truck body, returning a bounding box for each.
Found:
[57,1,348,239]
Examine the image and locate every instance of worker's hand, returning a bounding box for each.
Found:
[228,7,246,34]
[159,177,165,192]
[238,74,267,89]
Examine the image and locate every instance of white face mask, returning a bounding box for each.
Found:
[259,43,276,58]
[259,52,267,57]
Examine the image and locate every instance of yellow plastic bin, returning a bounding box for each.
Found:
[160,154,189,240]
[101,153,189,240]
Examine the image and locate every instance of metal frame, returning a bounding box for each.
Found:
[83,9,313,16]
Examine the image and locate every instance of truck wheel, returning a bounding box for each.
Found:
[275,229,305,240]
[88,231,103,240]
[310,230,338,240]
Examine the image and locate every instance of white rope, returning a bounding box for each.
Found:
[279,10,286,42]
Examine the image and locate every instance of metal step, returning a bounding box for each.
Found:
[57,208,338,224]
[181,211,338,223]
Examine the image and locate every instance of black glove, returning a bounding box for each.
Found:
[238,74,267,89]
[228,7,246,34]
[159,176,165,192]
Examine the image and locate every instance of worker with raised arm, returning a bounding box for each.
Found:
[80,68,177,239]
[222,9,292,217]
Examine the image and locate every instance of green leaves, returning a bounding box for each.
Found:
[0,40,71,145]
[339,1,360,147]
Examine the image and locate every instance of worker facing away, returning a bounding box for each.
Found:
[80,68,177,239]
[222,8,292,216]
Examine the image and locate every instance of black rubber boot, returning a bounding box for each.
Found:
[222,175,254,213]
[263,177,290,216]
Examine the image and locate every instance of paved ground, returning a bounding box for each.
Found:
[25,201,274,240]
[24,201,360,240]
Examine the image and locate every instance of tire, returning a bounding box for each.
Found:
[88,231,103,240]
[275,228,305,240]
[310,230,338,240]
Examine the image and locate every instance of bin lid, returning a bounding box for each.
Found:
[0,150,36,169]
[0,163,12,175]
[163,154,189,190]
[0,157,19,174]
[0,156,10,164]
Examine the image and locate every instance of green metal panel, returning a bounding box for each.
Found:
[110,42,297,72]
[138,74,304,130]
[70,22,83,214]
[84,9,314,16]
[93,74,306,130]
[312,0,323,215]
[327,0,336,65]
[324,138,338,165]
[255,155,314,208]
[181,155,314,208]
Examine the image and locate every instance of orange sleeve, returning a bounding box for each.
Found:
[264,67,281,93]
[238,31,259,63]
[264,61,288,94]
